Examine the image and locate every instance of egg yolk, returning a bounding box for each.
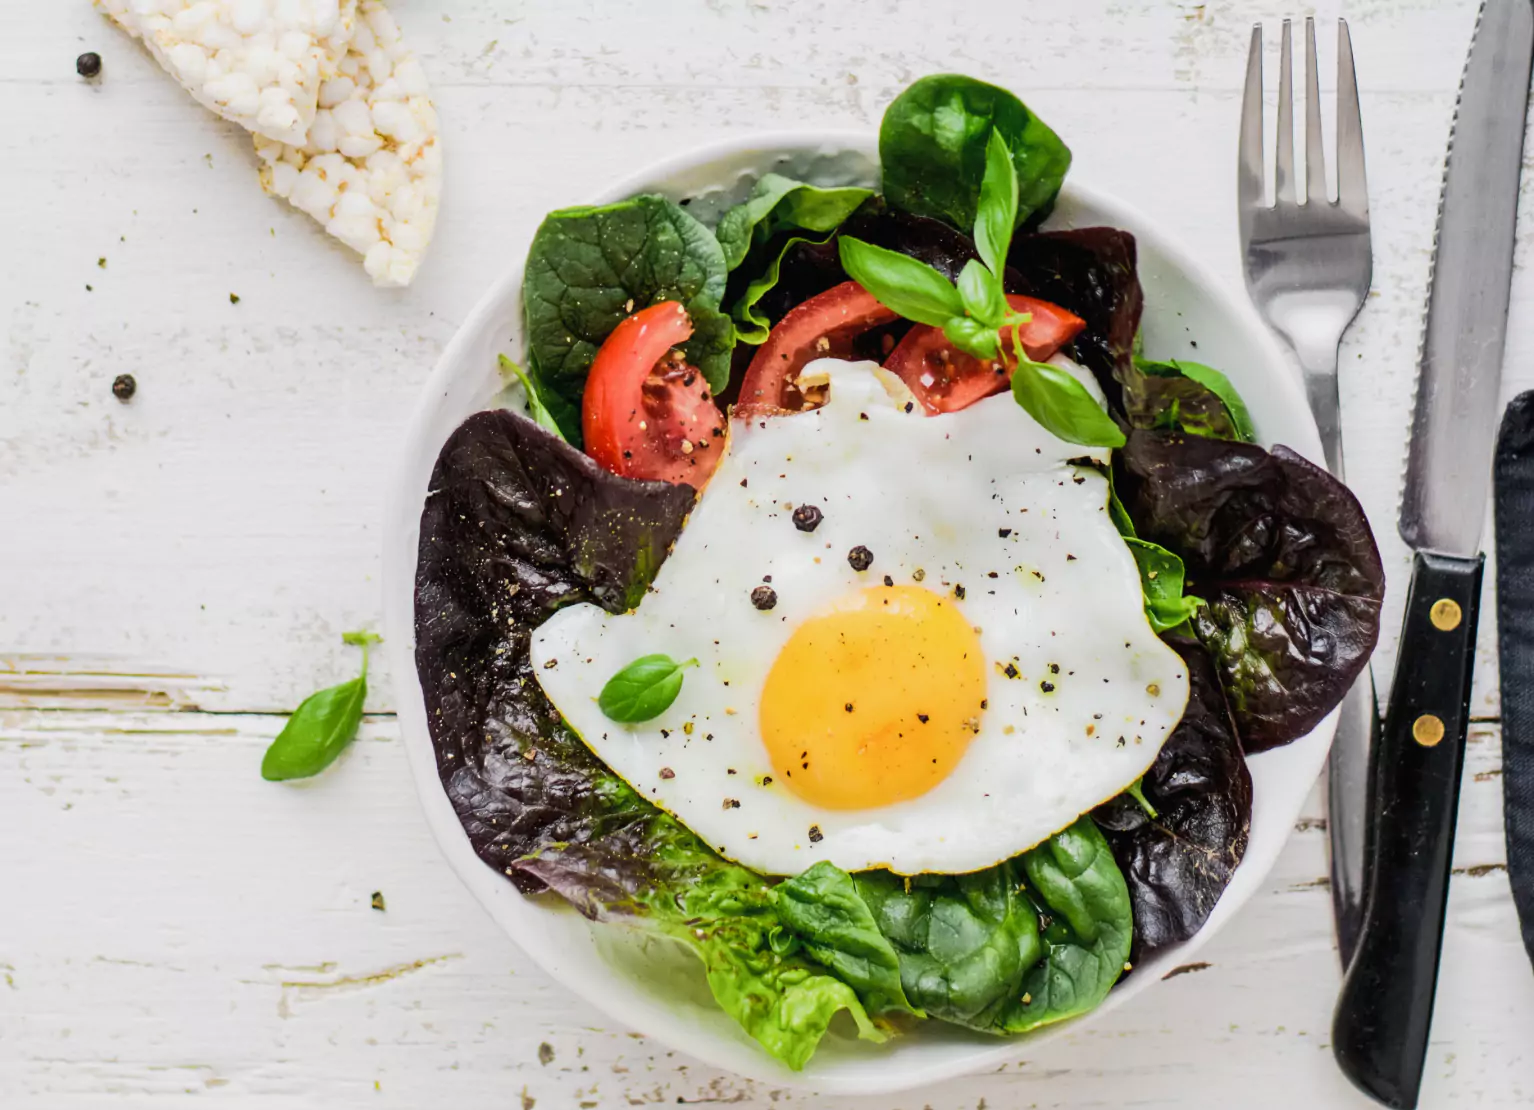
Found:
[758,585,988,810]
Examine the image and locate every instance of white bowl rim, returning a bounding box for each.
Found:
[382,128,1332,1096]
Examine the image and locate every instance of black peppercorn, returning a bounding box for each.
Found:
[808,825,824,843]
[791,504,823,532]
[847,545,873,571]
[76,52,102,79]
[750,585,778,611]
[111,373,136,402]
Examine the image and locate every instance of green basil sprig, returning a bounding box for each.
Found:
[839,132,1123,448]
[261,631,380,781]
[599,654,697,722]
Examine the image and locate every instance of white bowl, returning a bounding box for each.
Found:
[382,132,1330,1095]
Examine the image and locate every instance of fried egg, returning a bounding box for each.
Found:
[531,357,1189,875]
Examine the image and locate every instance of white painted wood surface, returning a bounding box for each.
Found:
[5,0,1534,1105]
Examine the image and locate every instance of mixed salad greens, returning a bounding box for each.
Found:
[414,74,1385,1068]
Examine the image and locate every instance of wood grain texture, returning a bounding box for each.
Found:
[5,0,1533,1104]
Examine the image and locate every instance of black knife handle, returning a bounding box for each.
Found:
[1332,550,1483,1110]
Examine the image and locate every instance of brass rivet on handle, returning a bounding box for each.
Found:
[1413,714,1446,748]
[1430,598,1463,631]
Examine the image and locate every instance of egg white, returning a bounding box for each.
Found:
[531,358,1189,875]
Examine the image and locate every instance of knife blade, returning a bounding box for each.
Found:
[1332,3,1534,1107]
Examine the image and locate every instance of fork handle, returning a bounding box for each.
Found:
[1294,335,1346,476]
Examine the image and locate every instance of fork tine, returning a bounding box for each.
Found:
[1335,18,1369,217]
[1304,17,1327,204]
[1275,19,1297,204]
[1238,23,1266,216]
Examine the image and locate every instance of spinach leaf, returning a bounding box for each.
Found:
[497,355,564,440]
[854,819,1131,1035]
[414,410,880,1069]
[1010,359,1126,448]
[523,195,733,443]
[880,74,1071,233]
[1095,636,1253,958]
[715,174,872,271]
[776,861,918,1017]
[1001,817,1134,1032]
[261,632,379,781]
[1119,431,1385,751]
[598,654,696,722]
[855,862,1041,1029]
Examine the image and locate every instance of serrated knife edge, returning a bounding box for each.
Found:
[1398,0,1534,556]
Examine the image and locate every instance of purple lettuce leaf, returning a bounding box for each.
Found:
[1118,430,1385,751]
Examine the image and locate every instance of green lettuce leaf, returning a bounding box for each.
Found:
[523,194,733,443]
[776,861,919,1017]
[717,176,873,345]
[1107,475,1202,635]
[1132,355,1257,442]
[879,74,1070,233]
[1124,538,1203,634]
[715,174,872,271]
[729,232,827,344]
[643,860,885,1070]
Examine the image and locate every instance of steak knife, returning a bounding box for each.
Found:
[1331,2,1534,1107]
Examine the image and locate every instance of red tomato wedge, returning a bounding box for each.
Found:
[582,301,726,487]
[885,295,1086,414]
[737,281,899,415]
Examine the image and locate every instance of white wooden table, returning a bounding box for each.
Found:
[6,1,1534,1105]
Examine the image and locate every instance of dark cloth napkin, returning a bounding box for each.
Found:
[1495,390,1534,965]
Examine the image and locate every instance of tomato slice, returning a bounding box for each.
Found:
[884,295,1086,414]
[737,281,899,415]
[582,301,727,487]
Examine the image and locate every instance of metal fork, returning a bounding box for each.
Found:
[1238,17,1376,966]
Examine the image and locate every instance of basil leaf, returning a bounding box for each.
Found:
[716,174,873,271]
[1124,537,1204,634]
[776,861,920,1017]
[974,129,1019,278]
[598,654,697,722]
[497,355,565,440]
[880,74,1071,232]
[943,315,1001,360]
[261,632,379,781]
[524,195,732,443]
[956,258,1007,327]
[837,236,964,327]
[1010,360,1127,447]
